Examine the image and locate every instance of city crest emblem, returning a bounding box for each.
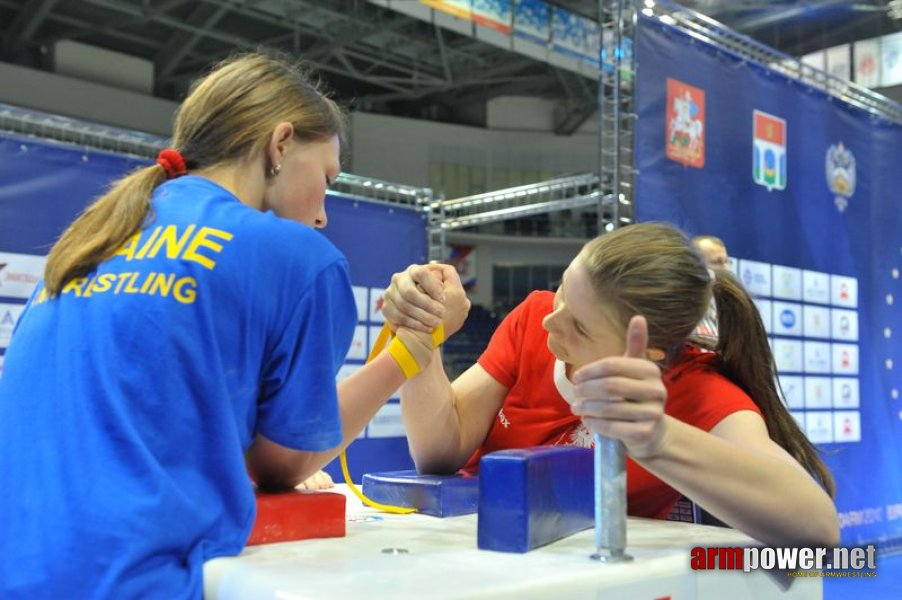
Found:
[753,110,786,191]
[825,142,856,213]
[665,78,705,168]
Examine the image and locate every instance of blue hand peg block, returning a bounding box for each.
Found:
[361,470,479,517]
[477,446,594,552]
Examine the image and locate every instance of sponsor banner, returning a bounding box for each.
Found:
[774,338,803,373]
[779,375,805,409]
[772,301,802,336]
[802,270,831,305]
[665,78,706,168]
[880,30,902,87]
[771,265,802,300]
[472,0,512,34]
[831,308,859,341]
[0,303,25,349]
[803,305,830,339]
[806,411,834,444]
[803,341,831,374]
[352,285,368,323]
[551,7,595,62]
[584,20,601,67]
[738,259,772,297]
[421,0,472,20]
[832,343,859,375]
[0,252,46,300]
[368,286,386,322]
[825,44,851,81]
[834,411,862,443]
[853,38,881,88]
[346,325,368,361]
[752,110,787,191]
[513,0,550,45]
[830,275,858,308]
[833,378,860,409]
[804,376,832,409]
[753,298,772,333]
[802,50,826,71]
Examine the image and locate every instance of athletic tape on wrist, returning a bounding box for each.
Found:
[385,323,445,379]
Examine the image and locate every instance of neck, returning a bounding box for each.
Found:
[193,158,266,210]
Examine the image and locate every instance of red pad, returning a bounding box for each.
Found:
[246,490,346,546]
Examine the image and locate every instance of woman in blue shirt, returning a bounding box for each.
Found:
[0,52,435,599]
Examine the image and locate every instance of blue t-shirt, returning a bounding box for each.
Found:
[0,176,356,599]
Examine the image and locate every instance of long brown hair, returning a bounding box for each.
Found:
[581,222,835,497]
[44,52,346,295]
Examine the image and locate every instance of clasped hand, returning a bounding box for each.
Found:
[378,263,471,370]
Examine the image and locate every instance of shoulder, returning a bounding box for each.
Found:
[514,290,554,320]
[157,177,347,271]
[496,290,553,336]
[245,213,345,266]
[664,345,762,427]
[665,346,738,395]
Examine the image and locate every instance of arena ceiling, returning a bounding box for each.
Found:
[0,0,899,131]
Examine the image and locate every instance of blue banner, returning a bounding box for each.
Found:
[635,16,902,544]
[0,131,425,482]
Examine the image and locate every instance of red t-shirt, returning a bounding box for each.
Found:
[467,290,762,519]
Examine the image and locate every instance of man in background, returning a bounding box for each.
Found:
[691,235,729,343]
[692,235,729,269]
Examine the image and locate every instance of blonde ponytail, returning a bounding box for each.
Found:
[44,164,166,295]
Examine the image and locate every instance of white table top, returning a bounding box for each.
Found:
[204,485,820,600]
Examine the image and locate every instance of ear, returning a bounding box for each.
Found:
[266,122,295,169]
[646,348,666,362]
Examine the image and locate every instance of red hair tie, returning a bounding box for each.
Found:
[156,148,187,179]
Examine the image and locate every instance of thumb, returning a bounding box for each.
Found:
[432,264,462,286]
[625,315,648,359]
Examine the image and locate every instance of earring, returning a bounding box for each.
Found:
[269,164,282,177]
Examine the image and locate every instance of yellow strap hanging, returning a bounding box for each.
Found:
[339,320,444,514]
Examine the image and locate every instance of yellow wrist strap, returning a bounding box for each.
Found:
[388,337,420,378]
[386,323,445,379]
[339,321,445,514]
[432,323,445,347]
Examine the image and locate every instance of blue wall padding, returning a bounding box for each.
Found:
[361,470,479,517]
[477,446,594,552]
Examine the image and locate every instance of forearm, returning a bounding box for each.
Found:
[399,350,467,474]
[315,352,409,468]
[637,416,839,547]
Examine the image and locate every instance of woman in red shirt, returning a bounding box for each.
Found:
[382,222,838,547]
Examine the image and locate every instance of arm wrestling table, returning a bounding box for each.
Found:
[203,485,820,600]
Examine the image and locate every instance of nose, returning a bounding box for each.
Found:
[314,209,328,229]
[542,308,562,333]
